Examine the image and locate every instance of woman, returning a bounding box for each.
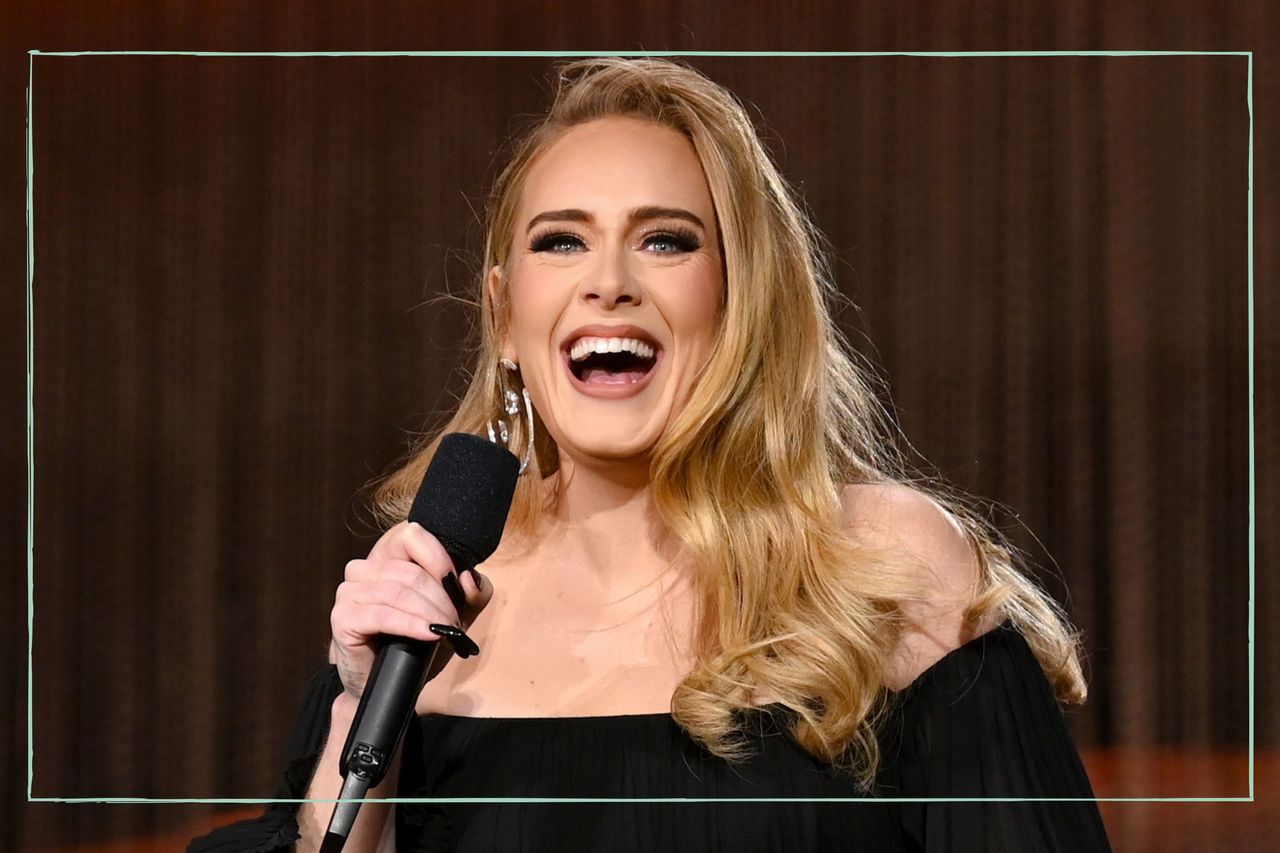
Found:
[192,57,1111,852]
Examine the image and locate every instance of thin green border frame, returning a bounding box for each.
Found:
[25,49,1255,805]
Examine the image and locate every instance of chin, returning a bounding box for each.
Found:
[577,441,657,465]
[557,429,660,467]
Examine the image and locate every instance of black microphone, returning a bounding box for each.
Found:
[322,433,519,852]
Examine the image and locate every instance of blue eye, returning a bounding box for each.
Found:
[643,228,702,254]
[530,232,585,253]
[529,227,703,255]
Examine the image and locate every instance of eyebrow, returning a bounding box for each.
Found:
[525,206,707,233]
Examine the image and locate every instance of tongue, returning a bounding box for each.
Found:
[583,367,648,384]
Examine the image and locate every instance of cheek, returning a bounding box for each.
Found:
[670,271,724,354]
[505,274,563,350]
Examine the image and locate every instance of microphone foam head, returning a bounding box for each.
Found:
[408,433,520,572]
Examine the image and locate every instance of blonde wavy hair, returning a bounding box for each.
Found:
[371,57,1086,787]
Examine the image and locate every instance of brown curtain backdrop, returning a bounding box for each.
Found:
[3,4,1275,851]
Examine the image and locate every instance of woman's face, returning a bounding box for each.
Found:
[492,116,724,468]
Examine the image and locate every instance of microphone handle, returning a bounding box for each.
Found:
[339,548,472,787]
[339,636,440,787]
[323,431,517,851]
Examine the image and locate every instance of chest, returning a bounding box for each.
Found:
[416,565,698,717]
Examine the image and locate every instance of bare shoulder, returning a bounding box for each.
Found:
[839,482,994,690]
[839,483,978,592]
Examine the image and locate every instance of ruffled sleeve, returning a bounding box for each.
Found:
[877,623,1113,852]
[188,663,345,852]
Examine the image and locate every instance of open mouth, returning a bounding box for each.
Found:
[563,335,661,389]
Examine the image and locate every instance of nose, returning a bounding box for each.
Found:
[579,244,642,309]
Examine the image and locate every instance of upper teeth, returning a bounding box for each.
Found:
[569,336,656,362]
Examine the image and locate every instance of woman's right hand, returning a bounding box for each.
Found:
[328,520,494,701]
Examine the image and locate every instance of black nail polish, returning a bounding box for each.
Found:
[428,623,480,658]
[441,572,468,613]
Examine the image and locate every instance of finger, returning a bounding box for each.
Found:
[474,570,494,601]
[459,569,494,609]
[427,623,480,658]
[346,558,453,599]
[367,521,459,579]
[331,601,443,646]
[340,578,460,627]
[452,571,492,627]
[344,558,365,581]
[346,559,465,622]
[400,521,459,582]
[440,570,469,615]
[365,521,411,562]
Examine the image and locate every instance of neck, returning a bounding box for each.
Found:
[537,454,683,589]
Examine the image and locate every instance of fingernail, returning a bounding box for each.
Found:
[428,623,480,658]
[441,572,468,612]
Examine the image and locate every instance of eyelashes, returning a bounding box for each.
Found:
[643,227,703,254]
[529,231,585,253]
[529,227,703,255]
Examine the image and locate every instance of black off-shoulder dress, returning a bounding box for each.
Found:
[189,624,1112,852]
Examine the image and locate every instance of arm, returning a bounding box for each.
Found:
[294,522,491,851]
[881,625,1112,852]
[840,482,996,688]
[843,484,1110,851]
[186,663,406,853]
[189,521,492,853]
[186,663,354,853]
[293,691,400,853]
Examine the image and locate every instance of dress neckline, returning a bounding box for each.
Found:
[422,708,674,722]
[420,623,1016,723]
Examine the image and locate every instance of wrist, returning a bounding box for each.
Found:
[330,690,361,727]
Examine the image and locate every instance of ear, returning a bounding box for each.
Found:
[487,265,517,363]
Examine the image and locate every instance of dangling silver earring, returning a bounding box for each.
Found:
[487,358,534,475]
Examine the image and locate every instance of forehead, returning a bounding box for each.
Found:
[519,117,716,219]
